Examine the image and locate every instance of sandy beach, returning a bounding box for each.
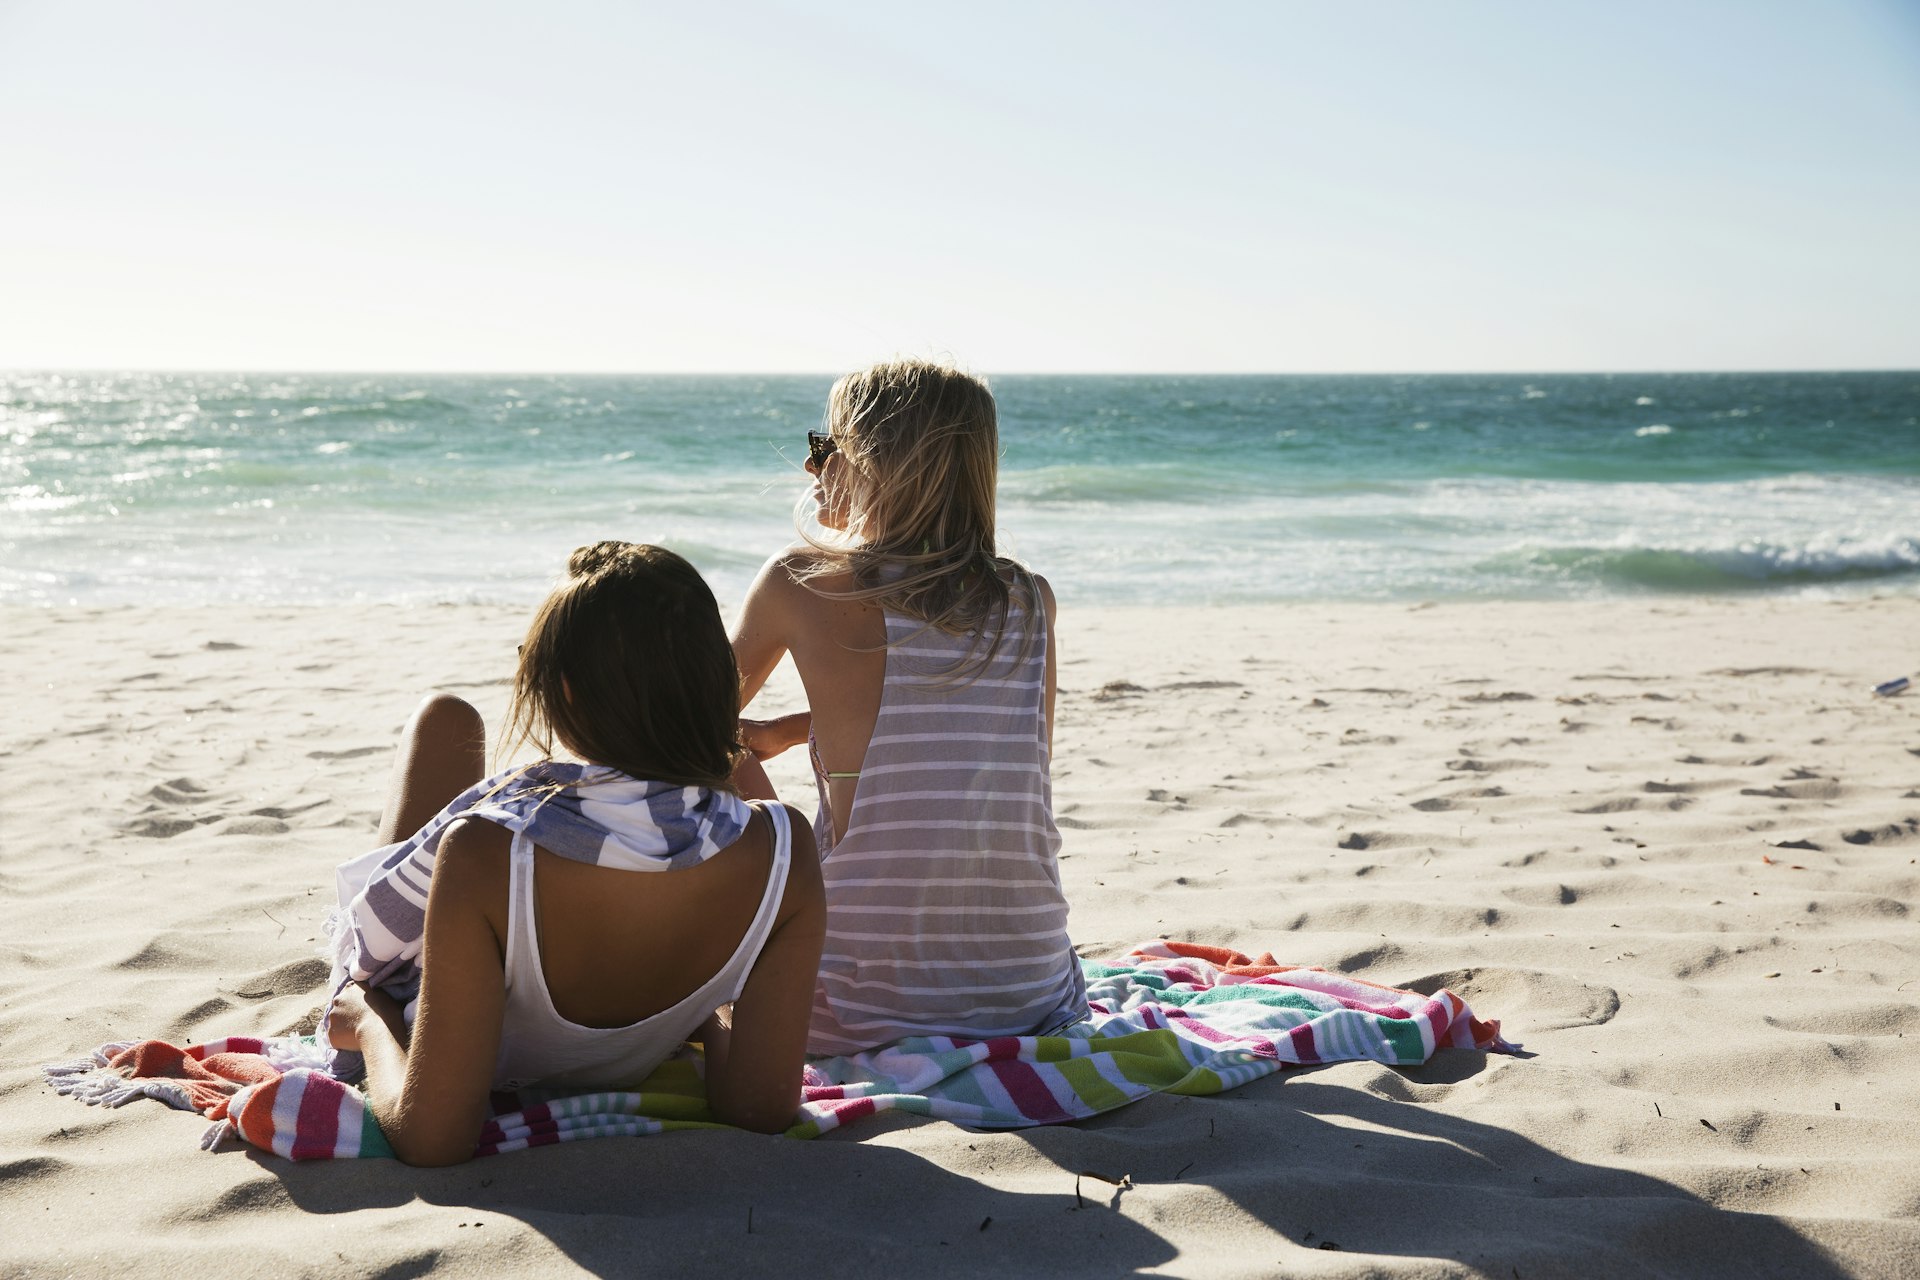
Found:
[5,594,1918,1278]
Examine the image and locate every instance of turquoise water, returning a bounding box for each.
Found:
[3,371,1916,606]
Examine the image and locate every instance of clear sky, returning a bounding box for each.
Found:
[2,1,1915,372]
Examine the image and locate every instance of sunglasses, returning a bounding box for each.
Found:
[806,431,839,470]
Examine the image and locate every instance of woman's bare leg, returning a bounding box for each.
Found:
[375,693,487,845]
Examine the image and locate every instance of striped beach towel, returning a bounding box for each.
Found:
[44,941,1511,1160]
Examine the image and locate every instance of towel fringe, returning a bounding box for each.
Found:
[43,1063,197,1111]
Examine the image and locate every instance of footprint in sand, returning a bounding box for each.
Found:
[116,938,202,971]
[1329,940,1408,973]
[1574,796,1643,815]
[122,815,217,838]
[1335,830,1426,852]
[1841,818,1919,846]
[182,1180,297,1222]
[212,816,291,836]
[1218,812,1278,829]
[1411,786,1507,812]
[1499,882,1582,907]
[1764,1002,1920,1038]
[250,799,329,819]
[1742,778,1843,801]
[306,745,388,760]
[0,1156,68,1187]
[145,778,211,804]
[222,957,331,1000]
[1640,779,1735,796]
[1402,966,1620,1033]
[1445,758,1542,774]
[125,776,230,836]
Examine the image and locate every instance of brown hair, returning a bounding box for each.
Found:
[500,542,742,789]
[799,358,1033,665]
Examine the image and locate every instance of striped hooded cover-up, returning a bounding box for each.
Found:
[806,577,1087,1056]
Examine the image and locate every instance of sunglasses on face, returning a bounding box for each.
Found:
[806,431,839,470]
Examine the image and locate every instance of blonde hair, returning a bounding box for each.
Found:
[797,359,1035,667]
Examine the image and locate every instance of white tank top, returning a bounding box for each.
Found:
[492,802,792,1091]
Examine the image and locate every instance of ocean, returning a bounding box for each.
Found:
[3,371,1916,608]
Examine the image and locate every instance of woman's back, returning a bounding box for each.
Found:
[517,805,783,1028]
[491,803,799,1089]
[804,581,1086,1056]
[729,357,1087,1058]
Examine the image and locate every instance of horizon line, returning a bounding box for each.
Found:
[6,366,1917,379]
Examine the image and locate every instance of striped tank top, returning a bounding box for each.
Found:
[806,581,1087,1056]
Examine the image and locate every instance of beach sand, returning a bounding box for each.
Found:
[4,595,1918,1278]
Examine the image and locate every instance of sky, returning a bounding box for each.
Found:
[1,1,1916,373]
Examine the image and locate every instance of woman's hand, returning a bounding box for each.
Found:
[740,712,811,761]
[326,982,402,1052]
[326,983,371,1050]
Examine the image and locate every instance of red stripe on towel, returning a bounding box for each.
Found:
[987,1059,1069,1123]
[290,1075,342,1160]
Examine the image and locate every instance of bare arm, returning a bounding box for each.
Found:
[731,551,804,711]
[702,805,825,1133]
[740,711,812,761]
[329,818,507,1166]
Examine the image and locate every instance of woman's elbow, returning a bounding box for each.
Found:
[389,1132,478,1167]
[721,1106,798,1136]
[712,1089,800,1135]
[379,1108,482,1166]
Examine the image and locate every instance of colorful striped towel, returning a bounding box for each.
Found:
[44,941,1511,1160]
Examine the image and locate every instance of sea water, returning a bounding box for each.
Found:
[3,371,1915,607]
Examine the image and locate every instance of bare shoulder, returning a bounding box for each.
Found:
[760,546,832,590]
[429,817,512,913]
[1013,567,1057,628]
[747,548,841,615]
[1031,571,1057,620]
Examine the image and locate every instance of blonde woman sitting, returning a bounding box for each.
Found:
[731,359,1086,1057]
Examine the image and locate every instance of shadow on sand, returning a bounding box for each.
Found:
[259,1050,1855,1279]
